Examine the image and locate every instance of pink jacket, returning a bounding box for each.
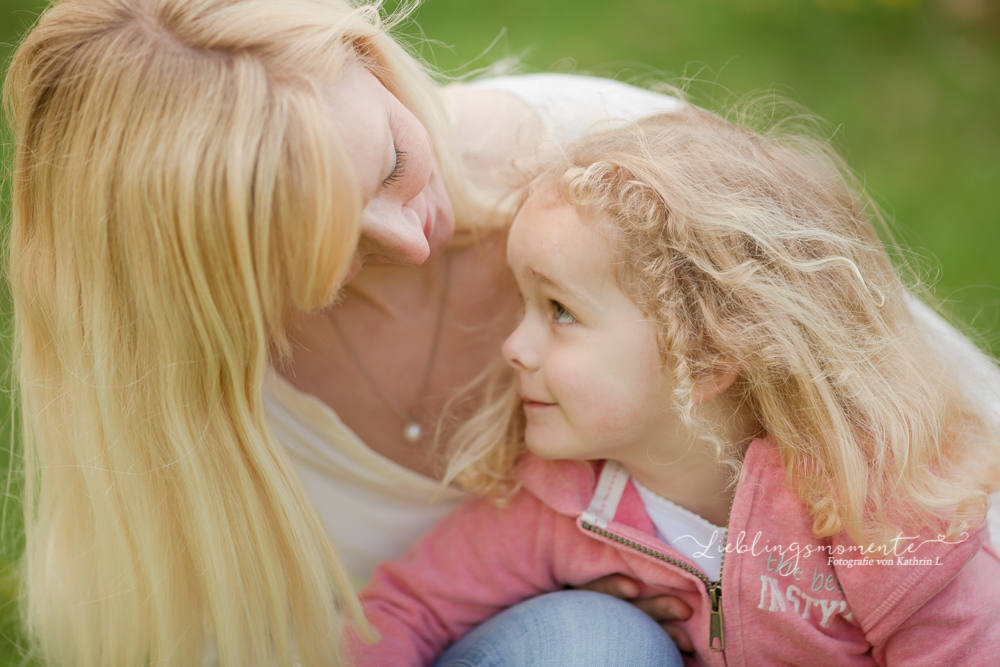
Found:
[355,439,1000,666]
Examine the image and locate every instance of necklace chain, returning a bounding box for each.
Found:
[328,252,452,443]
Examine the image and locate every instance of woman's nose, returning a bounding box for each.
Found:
[402,190,427,226]
[356,199,430,267]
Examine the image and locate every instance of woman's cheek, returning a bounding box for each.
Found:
[425,175,455,258]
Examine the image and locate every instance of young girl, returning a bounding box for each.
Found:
[353,107,1000,666]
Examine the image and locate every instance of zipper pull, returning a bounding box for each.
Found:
[708,581,725,652]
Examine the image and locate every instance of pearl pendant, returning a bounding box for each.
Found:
[403,420,423,443]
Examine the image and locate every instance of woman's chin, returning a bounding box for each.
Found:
[337,255,364,287]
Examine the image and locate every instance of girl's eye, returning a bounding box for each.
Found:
[551,301,577,324]
[382,148,406,188]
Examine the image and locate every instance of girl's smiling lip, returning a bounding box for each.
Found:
[521,396,556,408]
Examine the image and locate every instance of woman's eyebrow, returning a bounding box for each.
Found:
[528,267,562,290]
[381,106,396,179]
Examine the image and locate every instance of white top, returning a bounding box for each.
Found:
[263,75,1000,586]
[463,73,684,145]
[634,478,725,581]
[263,371,467,584]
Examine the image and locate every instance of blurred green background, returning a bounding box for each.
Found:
[0,0,997,662]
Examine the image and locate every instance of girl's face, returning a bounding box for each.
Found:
[503,190,681,466]
[327,67,455,282]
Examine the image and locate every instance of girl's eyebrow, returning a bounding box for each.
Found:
[527,268,597,309]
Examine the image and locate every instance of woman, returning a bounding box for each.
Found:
[7,0,686,664]
[6,0,998,666]
[5,1,439,665]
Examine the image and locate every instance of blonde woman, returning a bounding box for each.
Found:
[5,0,695,665]
[6,0,999,666]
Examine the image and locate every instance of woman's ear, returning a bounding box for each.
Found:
[692,368,739,404]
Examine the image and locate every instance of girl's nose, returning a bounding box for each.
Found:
[502,318,540,372]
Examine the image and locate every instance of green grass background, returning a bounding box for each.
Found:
[0,0,997,662]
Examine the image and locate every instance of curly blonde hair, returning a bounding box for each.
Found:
[447,102,999,546]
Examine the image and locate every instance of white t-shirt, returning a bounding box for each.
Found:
[633,478,725,581]
[263,371,467,586]
[463,73,684,145]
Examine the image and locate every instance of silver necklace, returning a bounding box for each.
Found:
[328,252,452,443]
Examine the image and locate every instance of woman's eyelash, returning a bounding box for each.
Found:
[382,148,406,187]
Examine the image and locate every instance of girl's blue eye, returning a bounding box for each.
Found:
[382,148,406,188]
[552,301,576,324]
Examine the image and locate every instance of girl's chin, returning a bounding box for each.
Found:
[523,431,586,462]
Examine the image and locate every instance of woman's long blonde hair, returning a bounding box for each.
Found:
[449,105,1000,546]
[4,0,464,665]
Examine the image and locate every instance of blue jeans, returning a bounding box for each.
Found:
[433,590,684,667]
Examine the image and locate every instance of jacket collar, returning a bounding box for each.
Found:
[515,439,782,532]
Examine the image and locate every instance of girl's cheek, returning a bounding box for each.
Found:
[557,375,614,429]
[570,374,649,437]
[586,404,642,439]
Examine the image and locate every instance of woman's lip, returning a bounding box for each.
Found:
[522,399,556,408]
[423,205,433,241]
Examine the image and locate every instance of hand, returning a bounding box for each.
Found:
[574,574,695,653]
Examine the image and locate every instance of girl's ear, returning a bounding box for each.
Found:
[692,368,739,404]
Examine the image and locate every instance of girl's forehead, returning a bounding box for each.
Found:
[510,187,610,250]
[508,191,615,288]
[509,191,580,254]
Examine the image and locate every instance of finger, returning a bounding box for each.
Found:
[631,594,693,622]
[572,574,640,599]
[662,623,695,654]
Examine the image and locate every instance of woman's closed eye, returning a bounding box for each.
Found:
[382,148,406,188]
[551,300,577,325]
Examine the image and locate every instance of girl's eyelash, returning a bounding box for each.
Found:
[382,148,406,188]
[551,301,576,324]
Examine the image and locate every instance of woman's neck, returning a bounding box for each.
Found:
[340,253,450,319]
[279,233,520,480]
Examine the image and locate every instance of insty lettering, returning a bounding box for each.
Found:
[758,575,854,628]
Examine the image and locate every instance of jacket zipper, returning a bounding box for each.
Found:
[580,490,735,654]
